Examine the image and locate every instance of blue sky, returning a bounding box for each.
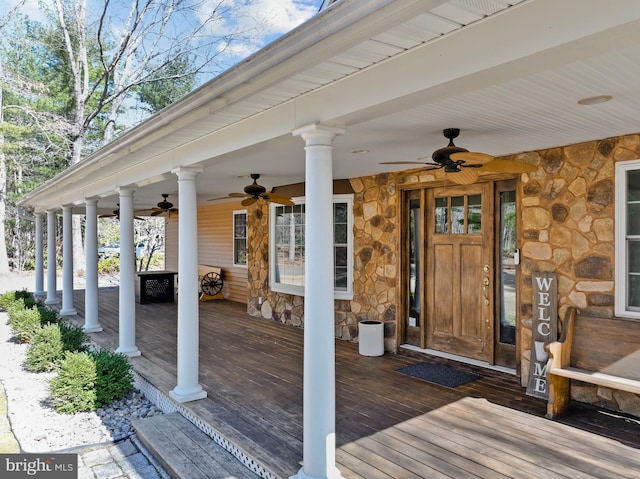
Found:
[3,0,322,55]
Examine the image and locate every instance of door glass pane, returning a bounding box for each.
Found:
[499,190,517,345]
[435,197,448,234]
[409,198,421,324]
[451,196,465,234]
[467,194,482,234]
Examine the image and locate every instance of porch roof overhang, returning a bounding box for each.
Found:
[18,0,640,214]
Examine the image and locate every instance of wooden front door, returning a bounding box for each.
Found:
[425,182,494,361]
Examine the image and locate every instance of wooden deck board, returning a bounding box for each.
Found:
[70,287,640,479]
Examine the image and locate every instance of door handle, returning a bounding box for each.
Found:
[483,277,490,306]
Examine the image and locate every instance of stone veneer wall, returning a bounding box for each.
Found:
[244,133,640,416]
[246,174,401,352]
[516,133,640,416]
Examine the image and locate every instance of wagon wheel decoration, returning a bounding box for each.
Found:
[201,272,224,297]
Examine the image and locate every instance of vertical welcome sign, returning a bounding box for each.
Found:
[526,272,558,399]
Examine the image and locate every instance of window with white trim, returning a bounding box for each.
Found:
[233,210,247,266]
[269,194,353,300]
[615,160,640,318]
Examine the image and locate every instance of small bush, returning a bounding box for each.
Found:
[48,349,133,413]
[98,256,120,274]
[59,321,89,352]
[36,306,60,326]
[49,351,97,413]
[25,324,64,372]
[25,321,88,373]
[23,296,38,309]
[93,350,133,406]
[8,307,42,343]
[0,291,33,311]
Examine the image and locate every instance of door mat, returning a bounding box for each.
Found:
[396,362,480,388]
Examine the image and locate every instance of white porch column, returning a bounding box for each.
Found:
[60,205,77,316]
[34,212,45,298]
[170,167,207,403]
[84,199,102,332]
[291,123,345,479]
[45,209,59,305]
[116,189,140,357]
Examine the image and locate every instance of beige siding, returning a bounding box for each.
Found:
[198,201,248,303]
[165,202,248,304]
[165,218,178,272]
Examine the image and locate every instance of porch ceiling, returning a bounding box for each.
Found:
[18,0,640,213]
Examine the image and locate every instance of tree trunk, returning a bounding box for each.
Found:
[0,82,11,273]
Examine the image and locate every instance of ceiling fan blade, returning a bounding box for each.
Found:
[480,159,537,173]
[228,192,247,198]
[150,210,163,216]
[262,193,295,206]
[444,168,479,185]
[241,197,257,207]
[450,152,495,165]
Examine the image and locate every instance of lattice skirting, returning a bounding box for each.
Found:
[133,372,277,479]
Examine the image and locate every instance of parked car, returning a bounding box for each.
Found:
[136,241,146,258]
[98,243,120,258]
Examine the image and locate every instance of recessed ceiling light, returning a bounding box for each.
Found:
[577,95,612,105]
[352,149,369,154]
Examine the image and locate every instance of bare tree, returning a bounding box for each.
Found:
[46,0,263,273]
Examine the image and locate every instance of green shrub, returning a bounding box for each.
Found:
[8,307,42,343]
[98,256,120,274]
[25,321,88,373]
[23,296,38,309]
[92,350,133,406]
[49,351,97,413]
[59,321,88,352]
[25,324,64,372]
[5,297,26,318]
[0,291,33,311]
[36,306,60,326]
[48,349,133,413]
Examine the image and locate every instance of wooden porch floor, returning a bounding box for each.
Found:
[72,287,640,479]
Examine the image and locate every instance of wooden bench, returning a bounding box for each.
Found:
[545,306,640,418]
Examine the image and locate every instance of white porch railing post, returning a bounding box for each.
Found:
[60,205,77,316]
[45,209,59,305]
[116,188,140,357]
[291,122,345,479]
[170,167,207,403]
[34,212,45,298]
[84,199,102,332]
